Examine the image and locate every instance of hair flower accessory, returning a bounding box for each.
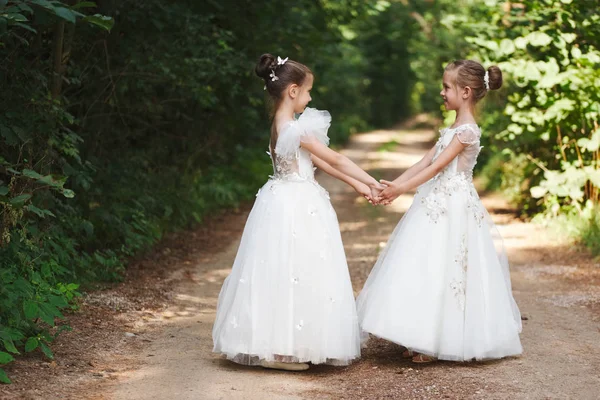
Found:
[266,56,288,82]
[483,70,490,90]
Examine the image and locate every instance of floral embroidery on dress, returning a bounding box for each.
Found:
[421,168,486,226]
[274,153,297,177]
[421,172,470,223]
[450,235,468,311]
[422,191,447,222]
[465,186,486,228]
[417,129,473,223]
[450,280,466,311]
[455,235,468,272]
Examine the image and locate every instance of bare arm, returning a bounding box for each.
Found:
[378,136,467,204]
[312,155,375,201]
[301,137,380,189]
[392,145,437,184]
[311,155,363,189]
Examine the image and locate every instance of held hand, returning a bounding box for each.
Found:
[369,182,387,205]
[354,182,375,204]
[377,179,403,205]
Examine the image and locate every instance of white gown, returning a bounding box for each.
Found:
[357,124,523,361]
[212,108,361,366]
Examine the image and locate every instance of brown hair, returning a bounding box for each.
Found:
[255,53,312,153]
[445,60,502,102]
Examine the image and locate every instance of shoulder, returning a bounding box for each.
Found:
[452,123,481,145]
[448,122,479,131]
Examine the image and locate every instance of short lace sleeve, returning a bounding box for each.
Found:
[275,108,331,157]
[455,124,481,146]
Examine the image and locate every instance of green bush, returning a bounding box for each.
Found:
[465,1,600,217]
[581,211,600,256]
[534,204,600,257]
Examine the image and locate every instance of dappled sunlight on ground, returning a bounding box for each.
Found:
[174,293,217,307]
[348,129,436,174]
[200,268,232,283]
[339,220,369,232]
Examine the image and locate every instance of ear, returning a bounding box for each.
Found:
[462,86,472,100]
[288,84,300,99]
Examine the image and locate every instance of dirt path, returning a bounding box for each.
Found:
[98,124,599,399]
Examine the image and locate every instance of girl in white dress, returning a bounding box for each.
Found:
[358,60,523,363]
[212,54,384,371]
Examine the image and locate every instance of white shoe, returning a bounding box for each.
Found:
[259,360,309,371]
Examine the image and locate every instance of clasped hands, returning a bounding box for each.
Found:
[356,180,403,206]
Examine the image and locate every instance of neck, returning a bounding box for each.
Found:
[454,103,476,124]
[275,101,296,125]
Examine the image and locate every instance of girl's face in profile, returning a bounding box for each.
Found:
[292,73,313,114]
[440,70,462,111]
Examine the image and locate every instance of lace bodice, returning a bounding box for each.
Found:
[432,124,482,179]
[270,108,331,181]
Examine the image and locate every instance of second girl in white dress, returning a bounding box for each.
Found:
[358,60,523,363]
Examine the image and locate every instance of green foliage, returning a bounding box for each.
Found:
[535,203,600,256]
[378,140,401,153]
[464,0,599,252]
[0,0,113,383]
[581,210,600,256]
[465,1,599,203]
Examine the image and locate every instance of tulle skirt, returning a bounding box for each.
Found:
[212,177,361,366]
[357,173,523,361]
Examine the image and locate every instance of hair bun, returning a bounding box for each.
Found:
[487,65,503,90]
[255,53,276,80]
